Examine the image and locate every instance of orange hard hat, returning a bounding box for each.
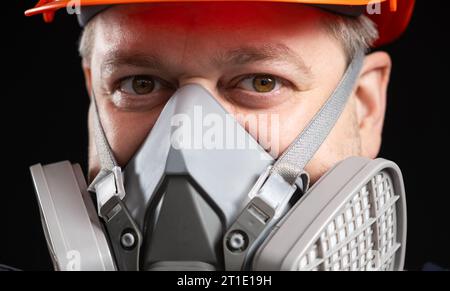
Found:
[25,0,415,47]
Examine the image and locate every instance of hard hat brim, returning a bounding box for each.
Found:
[25,0,415,47]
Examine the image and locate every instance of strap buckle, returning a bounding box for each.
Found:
[89,167,142,271]
[90,166,125,219]
[223,166,303,270]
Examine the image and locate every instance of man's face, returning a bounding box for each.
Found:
[84,2,390,182]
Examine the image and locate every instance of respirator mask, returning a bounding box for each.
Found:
[30,51,407,271]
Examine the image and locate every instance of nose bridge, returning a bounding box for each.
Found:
[176,76,241,119]
[179,77,216,93]
[174,31,221,94]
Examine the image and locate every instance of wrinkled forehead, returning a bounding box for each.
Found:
[90,2,340,73]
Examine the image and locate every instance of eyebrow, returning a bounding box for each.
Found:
[102,53,165,73]
[215,44,313,76]
[101,43,313,78]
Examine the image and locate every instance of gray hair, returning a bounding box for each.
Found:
[322,14,379,60]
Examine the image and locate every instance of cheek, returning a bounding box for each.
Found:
[276,97,317,155]
[88,99,165,179]
[271,87,336,158]
[305,98,362,183]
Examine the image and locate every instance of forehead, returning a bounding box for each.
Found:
[90,2,344,75]
[94,2,327,47]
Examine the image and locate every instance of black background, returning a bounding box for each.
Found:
[2,1,449,270]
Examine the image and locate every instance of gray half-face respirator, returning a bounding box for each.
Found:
[30,51,407,271]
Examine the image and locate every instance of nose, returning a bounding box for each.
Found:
[178,77,218,96]
[176,76,237,115]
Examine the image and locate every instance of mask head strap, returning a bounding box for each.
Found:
[271,51,365,185]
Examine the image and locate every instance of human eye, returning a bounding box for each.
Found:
[235,74,281,93]
[112,75,174,111]
[225,74,295,109]
[119,75,161,95]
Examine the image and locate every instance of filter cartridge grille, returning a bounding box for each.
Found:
[296,171,401,271]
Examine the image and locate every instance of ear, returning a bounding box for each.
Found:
[354,51,392,158]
